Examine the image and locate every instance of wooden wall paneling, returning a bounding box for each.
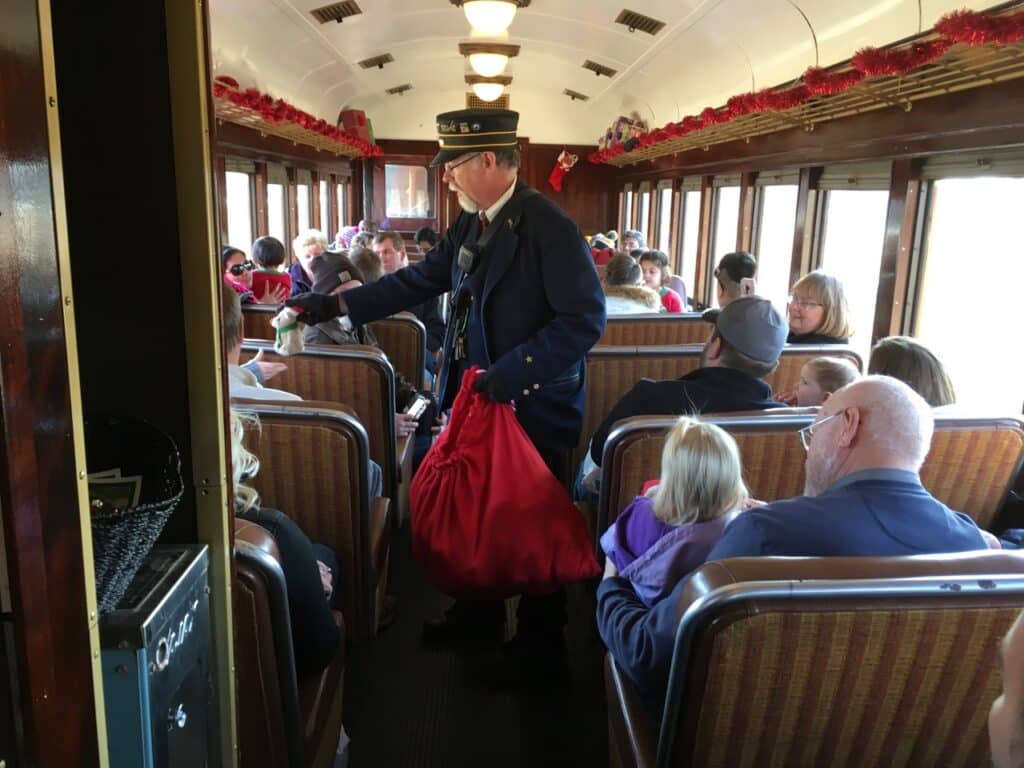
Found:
[874,158,923,344]
[695,176,714,307]
[214,153,229,246]
[790,167,823,286]
[1,1,102,765]
[311,170,322,231]
[286,167,298,243]
[738,171,758,251]
[254,161,269,237]
[215,120,352,176]
[612,79,1024,184]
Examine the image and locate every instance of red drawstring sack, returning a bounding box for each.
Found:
[411,366,600,597]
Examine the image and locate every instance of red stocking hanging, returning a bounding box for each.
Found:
[548,149,578,192]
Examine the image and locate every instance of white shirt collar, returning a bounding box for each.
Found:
[482,176,518,226]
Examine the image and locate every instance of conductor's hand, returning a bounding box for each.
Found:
[284,292,345,326]
[473,368,512,403]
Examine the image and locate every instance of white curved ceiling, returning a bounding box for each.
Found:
[209,0,1000,145]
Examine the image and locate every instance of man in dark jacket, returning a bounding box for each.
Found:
[588,295,788,469]
[371,230,445,378]
[287,108,606,675]
[597,375,989,714]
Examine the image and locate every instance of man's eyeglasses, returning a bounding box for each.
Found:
[797,409,844,451]
[444,153,480,173]
[227,260,254,277]
[788,295,823,309]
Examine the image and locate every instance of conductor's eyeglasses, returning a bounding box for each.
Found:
[227,260,254,277]
[444,153,480,173]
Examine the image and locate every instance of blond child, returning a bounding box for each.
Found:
[793,356,860,407]
[600,417,747,606]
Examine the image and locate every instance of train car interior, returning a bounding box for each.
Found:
[2,0,1024,765]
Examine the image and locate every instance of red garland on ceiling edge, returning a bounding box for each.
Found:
[588,7,1024,164]
[212,76,383,158]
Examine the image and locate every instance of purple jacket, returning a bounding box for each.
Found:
[600,495,731,606]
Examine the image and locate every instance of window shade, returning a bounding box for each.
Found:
[680,177,702,192]
[712,174,741,188]
[818,162,892,190]
[224,157,256,174]
[266,163,288,186]
[754,169,801,186]
[921,150,1024,180]
[294,168,313,186]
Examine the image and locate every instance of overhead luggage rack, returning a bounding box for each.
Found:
[212,79,379,158]
[598,5,1024,167]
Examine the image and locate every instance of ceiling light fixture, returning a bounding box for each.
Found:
[471,82,505,101]
[458,42,520,78]
[449,0,530,35]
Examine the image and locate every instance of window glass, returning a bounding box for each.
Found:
[638,190,651,238]
[267,184,286,245]
[296,184,311,232]
[755,185,799,310]
[385,165,433,218]
[337,182,347,228]
[679,190,701,306]
[319,180,330,232]
[711,187,741,306]
[225,171,253,251]
[657,187,673,252]
[623,189,633,231]
[914,177,1024,412]
[819,189,890,360]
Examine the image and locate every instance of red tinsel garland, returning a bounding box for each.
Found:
[934,8,1024,45]
[212,80,382,158]
[588,6,1024,164]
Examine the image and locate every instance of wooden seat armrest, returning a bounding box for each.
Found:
[396,434,414,481]
[605,654,658,768]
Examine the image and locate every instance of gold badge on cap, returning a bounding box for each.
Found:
[459,122,470,133]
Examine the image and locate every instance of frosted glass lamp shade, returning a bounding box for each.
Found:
[468,52,509,77]
[463,1,517,35]
[471,82,505,102]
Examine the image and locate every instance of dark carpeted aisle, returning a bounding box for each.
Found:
[343,525,609,768]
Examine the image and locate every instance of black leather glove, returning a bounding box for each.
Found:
[472,368,513,403]
[283,292,344,326]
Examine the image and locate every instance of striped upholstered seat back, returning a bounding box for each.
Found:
[241,341,398,502]
[920,418,1024,529]
[239,402,376,638]
[242,304,277,340]
[367,312,426,389]
[599,414,1024,534]
[662,554,1024,768]
[598,314,709,346]
[579,345,862,468]
[598,413,813,536]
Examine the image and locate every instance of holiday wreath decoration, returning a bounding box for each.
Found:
[589,6,1024,166]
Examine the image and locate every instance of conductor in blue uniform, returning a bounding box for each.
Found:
[288,108,606,677]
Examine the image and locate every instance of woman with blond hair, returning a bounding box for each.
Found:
[868,336,956,407]
[787,270,853,344]
[288,228,334,296]
[600,417,747,606]
[231,410,341,678]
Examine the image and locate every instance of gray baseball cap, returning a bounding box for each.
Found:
[705,296,787,364]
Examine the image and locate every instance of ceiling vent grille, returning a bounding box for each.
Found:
[583,60,617,78]
[465,91,511,110]
[386,84,413,95]
[615,9,666,35]
[564,88,589,102]
[358,53,394,70]
[310,1,363,24]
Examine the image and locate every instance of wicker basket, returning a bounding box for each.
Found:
[85,416,184,613]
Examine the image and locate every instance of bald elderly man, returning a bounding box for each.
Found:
[598,375,989,711]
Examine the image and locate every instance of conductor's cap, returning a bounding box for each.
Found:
[431,109,520,167]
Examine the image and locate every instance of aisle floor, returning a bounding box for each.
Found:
[343,525,609,768]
